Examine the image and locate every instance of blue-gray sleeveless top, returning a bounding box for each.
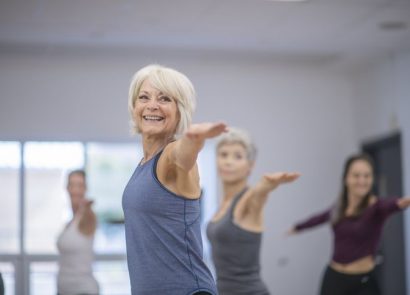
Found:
[206,189,270,295]
[122,150,217,295]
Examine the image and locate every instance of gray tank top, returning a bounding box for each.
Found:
[206,189,270,295]
[122,150,217,295]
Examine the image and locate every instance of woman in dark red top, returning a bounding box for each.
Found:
[288,154,410,295]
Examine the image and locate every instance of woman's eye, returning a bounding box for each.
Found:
[235,154,243,160]
[159,96,171,102]
[138,95,149,100]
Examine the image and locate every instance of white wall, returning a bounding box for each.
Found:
[350,50,410,295]
[0,48,357,294]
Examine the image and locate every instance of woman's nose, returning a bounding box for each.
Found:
[224,157,233,165]
[147,99,159,110]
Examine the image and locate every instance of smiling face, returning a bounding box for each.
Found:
[345,159,374,200]
[217,143,253,184]
[133,79,180,138]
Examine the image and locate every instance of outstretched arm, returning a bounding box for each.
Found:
[157,122,227,199]
[248,172,300,213]
[377,196,410,218]
[286,208,332,236]
[78,199,97,236]
[172,122,227,172]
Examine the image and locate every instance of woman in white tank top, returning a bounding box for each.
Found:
[57,170,99,295]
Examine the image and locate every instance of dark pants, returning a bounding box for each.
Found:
[320,266,380,295]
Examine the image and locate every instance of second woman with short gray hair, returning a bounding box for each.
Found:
[207,128,300,295]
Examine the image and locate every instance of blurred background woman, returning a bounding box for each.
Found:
[288,154,410,295]
[57,170,99,295]
[207,128,299,295]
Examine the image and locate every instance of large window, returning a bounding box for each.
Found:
[30,262,58,295]
[25,142,84,254]
[94,261,130,295]
[0,262,15,295]
[28,261,131,295]
[87,143,141,254]
[0,140,218,295]
[0,142,20,254]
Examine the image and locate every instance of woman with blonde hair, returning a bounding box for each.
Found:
[207,128,300,295]
[122,64,224,295]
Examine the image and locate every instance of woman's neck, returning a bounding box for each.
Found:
[346,193,366,214]
[142,135,171,163]
[222,179,248,203]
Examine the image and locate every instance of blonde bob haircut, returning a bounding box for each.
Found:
[128,64,196,138]
[216,127,257,162]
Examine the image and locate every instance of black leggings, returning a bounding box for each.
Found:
[320,266,380,295]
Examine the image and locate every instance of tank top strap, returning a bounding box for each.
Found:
[152,148,165,170]
[71,213,90,236]
[229,187,249,217]
[71,212,81,226]
[137,146,166,169]
[143,141,173,169]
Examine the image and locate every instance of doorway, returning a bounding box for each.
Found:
[362,132,406,295]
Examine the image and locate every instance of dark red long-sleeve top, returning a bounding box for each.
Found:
[294,198,401,264]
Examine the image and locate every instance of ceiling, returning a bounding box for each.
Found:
[1,0,410,65]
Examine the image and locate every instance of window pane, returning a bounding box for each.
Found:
[25,142,84,253]
[0,262,15,295]
[86,143,141,254]
[0,142,20,253]
[94,260,130,295]
[197,142,217,270]
[30,260,130,295]
[198,142,218,224]
[30,262,57,295]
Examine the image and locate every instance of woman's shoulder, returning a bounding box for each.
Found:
[368,196,378,206]
[151,141,172,168]
[370,195,398,206]
[158,141,177,162]
[370,195,401,212]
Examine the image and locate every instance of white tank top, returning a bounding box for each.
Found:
[57,214,99,294]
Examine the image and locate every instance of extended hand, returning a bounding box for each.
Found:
[78,199,94,212]
[185,122,228,142]
[284,227,298,237]
[82,199,94,207]
[262,172,300,190]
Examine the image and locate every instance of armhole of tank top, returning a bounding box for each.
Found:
[151,148,183,197]
[152,141,174,176]
[152,148,202,201]
[71,214,82,233]
[229,187,248,219]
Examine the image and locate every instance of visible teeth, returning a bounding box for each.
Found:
[144,116,163,121]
